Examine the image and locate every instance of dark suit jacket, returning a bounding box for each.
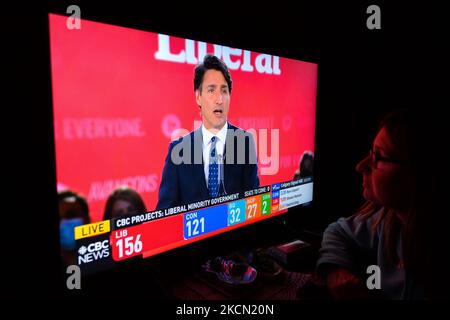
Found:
[156,123,260,210]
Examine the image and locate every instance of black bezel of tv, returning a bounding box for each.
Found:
[48,5,321,275]
[13,2,328,298]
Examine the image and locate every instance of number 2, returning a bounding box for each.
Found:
[262,201,267,213]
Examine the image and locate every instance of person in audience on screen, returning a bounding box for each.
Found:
[293,151,314,180]
[316,108,448,299]
[156,54,260,210]
[58,190,91,266]
[103,186,147,220]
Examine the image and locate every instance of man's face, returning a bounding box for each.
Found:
[195,69,230,131]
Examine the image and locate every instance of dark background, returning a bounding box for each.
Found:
[5,1,444,299]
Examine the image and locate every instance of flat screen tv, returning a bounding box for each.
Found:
[49,13,318,275]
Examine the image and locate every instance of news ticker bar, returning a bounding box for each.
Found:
[74,181,313,267]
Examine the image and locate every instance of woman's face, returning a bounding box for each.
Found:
[111,199,137,219]
[356,127,412,212]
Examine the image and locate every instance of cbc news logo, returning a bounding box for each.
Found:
[78,240,110,265]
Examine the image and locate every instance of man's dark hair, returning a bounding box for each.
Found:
[194,54,232,94]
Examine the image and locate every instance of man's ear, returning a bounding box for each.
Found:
[195,89,201,108]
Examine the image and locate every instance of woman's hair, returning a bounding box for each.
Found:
[103,186,147,220]
[299,151,314,178]
[359,109,414,259]
[58,190,91,224]
[358,108,445,297]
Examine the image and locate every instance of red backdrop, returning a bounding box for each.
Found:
[49,14,318,222]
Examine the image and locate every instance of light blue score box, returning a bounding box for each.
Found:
[227,199,247,226]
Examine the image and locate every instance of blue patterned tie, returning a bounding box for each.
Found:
[208,136,219,197]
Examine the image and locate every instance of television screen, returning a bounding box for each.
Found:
[49,13,318,274]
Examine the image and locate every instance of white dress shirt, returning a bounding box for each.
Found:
[202,122,228,186]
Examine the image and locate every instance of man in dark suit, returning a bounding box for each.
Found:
[156,55,260,210]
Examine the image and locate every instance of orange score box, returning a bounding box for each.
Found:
[272,203,280,213]
[245,194,262,220]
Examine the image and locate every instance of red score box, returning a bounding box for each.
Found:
[110,214,184,261]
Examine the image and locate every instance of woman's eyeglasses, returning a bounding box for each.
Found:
[369,149,405,168]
